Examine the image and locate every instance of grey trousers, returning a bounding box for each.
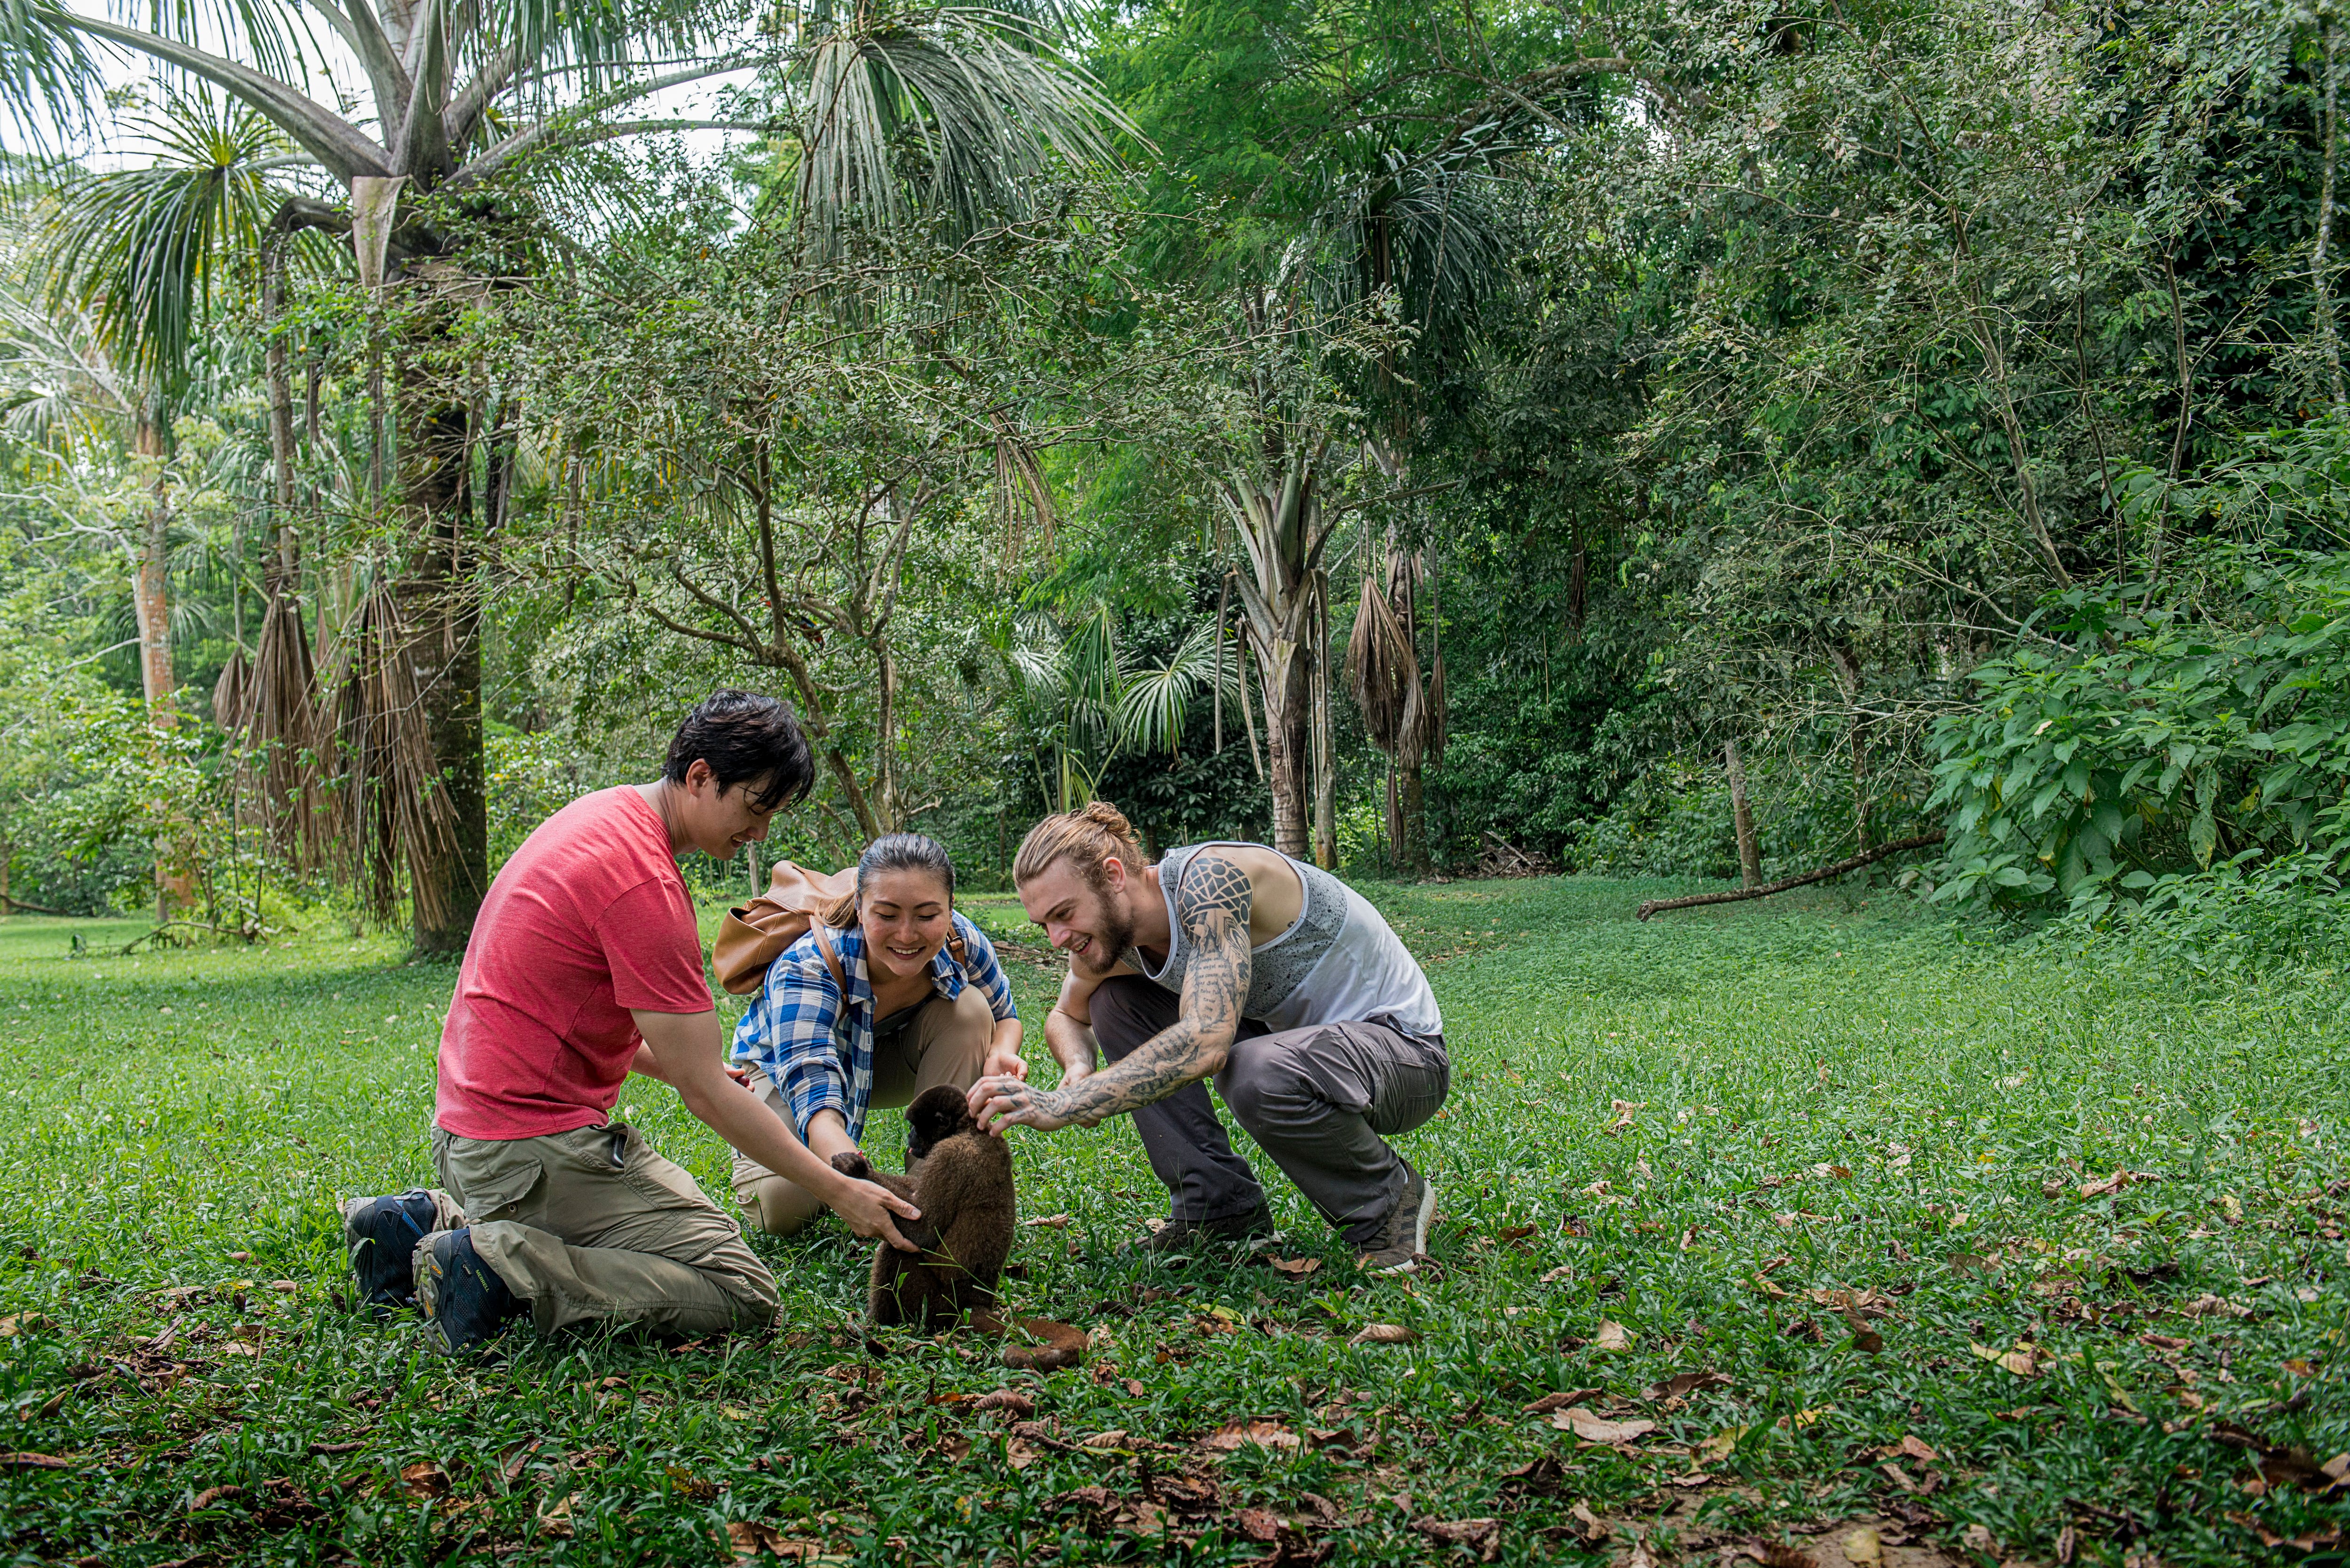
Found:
[431,1121,780,1340]
[1089,976,1450,1246]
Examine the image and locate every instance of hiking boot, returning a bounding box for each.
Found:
[1355,1165,1436,1275]
[1123,1202,1276,1258]
[344,1191,444,1309]
[415,1229,524,1356]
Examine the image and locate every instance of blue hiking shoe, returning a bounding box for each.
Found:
[415,1228,523,1356]
[344,1191,442,1309]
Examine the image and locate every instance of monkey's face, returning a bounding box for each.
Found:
[906,1084,979,1162]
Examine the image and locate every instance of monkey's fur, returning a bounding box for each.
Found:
[832,1087,1088,1369]
[831,1084,1015,1328]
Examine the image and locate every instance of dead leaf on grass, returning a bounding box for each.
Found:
[1842,1525,1884,1565]
[1561,1501,1608,1544]
[399,1462,451,1500]
[666,1463,718,1501]
[1592,1319,1632,1351]
[0,1451,73,1471]
[1024,1213,1073,1229]
[1538,1264,1574,1284]
[1698,1427,1749,1463]
[1268,1256,1322,1278]
[1351,1322,1417,1345]
[972,1390,1034,1418]
[1416,1516,1502,1561]
[1648,1371,1731,1400]
[1522,1389,1604,1415]
[1200,1419,1301,1452]
[1754,1274,1790,1300]
[538,1493,574,1538]
[1970,1342,2039,1378]
[2078,1169,2139,1198]
[1550,1405,1654,1444]
[1605,1100,1645,1135]
[1882,1434,1938,1463]
[1078,1429,1130,1450]
[2181,1293,2252,1319]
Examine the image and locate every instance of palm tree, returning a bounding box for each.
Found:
[0,0,1132,951]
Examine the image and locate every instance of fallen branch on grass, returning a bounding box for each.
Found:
[2,894,73,916]
[1634,831,1946,921]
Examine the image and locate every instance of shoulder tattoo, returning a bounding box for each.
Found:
[1175,850,1253,939]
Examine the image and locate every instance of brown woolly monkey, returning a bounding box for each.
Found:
[831,1086,1087,1369]
[831,1084,1016,1328]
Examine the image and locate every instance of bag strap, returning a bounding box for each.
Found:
[811,922,846,993]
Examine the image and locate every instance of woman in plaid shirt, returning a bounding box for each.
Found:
[726,834,1025,1234]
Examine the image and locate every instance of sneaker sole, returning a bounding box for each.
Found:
[1360,1177,1437,1275]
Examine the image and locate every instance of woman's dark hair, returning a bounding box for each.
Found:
[821,833,956,928]
[663,690,815,813]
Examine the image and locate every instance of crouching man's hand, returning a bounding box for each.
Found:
[968,1074,1075,1136]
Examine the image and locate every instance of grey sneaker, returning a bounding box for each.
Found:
[1356,1166,1436,1274]
[1124,1202,1276,1258]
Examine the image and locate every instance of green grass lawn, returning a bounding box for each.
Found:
[1,879,2345,1567]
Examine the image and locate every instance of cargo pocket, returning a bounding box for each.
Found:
[563,1122,704,1211]
[436,1133,547,1223]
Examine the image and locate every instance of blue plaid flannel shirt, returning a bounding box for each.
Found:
[728,910,1018,1144]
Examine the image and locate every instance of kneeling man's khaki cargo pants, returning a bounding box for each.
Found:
[430,1121,778,1340]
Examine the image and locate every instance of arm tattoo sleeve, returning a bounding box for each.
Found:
[1038,851,1256,1124]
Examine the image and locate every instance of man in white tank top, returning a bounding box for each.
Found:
[968,803,1449,1272]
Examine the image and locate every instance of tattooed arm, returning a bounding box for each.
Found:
[971,852,1253,1135]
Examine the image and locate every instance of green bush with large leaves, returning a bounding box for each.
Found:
[1929,554,2350,920]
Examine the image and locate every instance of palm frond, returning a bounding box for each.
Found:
[0,0,98,143]
[43,86,290,398]
[793,6,1137,240]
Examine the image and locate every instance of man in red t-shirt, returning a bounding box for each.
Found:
[343,691,922,1354]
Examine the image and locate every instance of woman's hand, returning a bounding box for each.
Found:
[981,1043,1029,1082]
[968,1074,1075,1136]
[829,1175,924,1252]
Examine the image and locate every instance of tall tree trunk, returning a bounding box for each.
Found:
[1260,640,1310,859]
[400,391,489,956]
[132,407,174,718]
[1310,576,1335,869]
[2319,10,2346,410]
[1725,739,1762,889]
[1829,644,1870,852]
[131,403,191,921]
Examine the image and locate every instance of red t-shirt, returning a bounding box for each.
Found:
[433,786,713,1140]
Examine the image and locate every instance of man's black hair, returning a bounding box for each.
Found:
[663,690,815,813]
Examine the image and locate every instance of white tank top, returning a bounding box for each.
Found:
[1122,843,1444,1040]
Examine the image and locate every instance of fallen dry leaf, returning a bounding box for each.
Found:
[189,1484,243,1511]
[1023,1213,1072,1228]
[1538,1264,1574,1284]
[1350,1322,1418,1345]
[1268,1256,1322,1277]
[1971,1342,2039,1378]
[1551,1405,1655,1444]
[1124,1378,1146,1398]
[666,1464,718,1501]
[1564,1501,1608,1543]
[1698,1427,1749,1463]
[538,1493,574,1538]
[971,1389,1034,1418]
[0,1452,73,1471]
[1078,1429,1130,1450]
[1521,1389,1603,1416]
[1605,1099,1645,1134]
[1649,1370,1732,1400]
[1753,1274,1790,1300]
[399,1461,452,1501]
[1886,1434,1937,1463]
[2181,1293,2252,1319]
[1236,1506,1284,1543]
[2079,1169,2138,1198]
[1416,1516,1502,1561]
[1842,1525,1883,1565]
[1199,1419,1301,1452]
[1961,1523,1998,1555]
[1592,1319,1632,1351]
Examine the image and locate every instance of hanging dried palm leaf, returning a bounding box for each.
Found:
[319,584,459,930]
[224,587,329,867]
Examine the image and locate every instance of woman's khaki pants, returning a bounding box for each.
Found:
[730,986,995,1235]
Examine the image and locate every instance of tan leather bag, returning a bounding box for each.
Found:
[711,859,969,996]
[713,861,854,995]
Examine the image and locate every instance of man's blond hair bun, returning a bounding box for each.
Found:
[1013,800,1145,891]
